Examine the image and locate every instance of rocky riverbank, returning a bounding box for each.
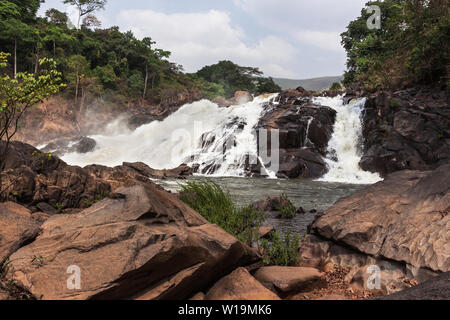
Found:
[299,162,449,296]
[1,140,449,300]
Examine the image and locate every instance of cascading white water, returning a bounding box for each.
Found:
[312,96,382,184]
[61,94,278,176]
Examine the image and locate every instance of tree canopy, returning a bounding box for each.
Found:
[196,60,281,98]
[341,0,449,91]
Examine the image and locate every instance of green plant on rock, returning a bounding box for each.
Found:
[276,193,297,219]
[179,179,265,244]
[260,231,301,266]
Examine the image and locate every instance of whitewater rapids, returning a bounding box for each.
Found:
[62,94,278,176]
[313,96,382,184]
[61,94,382,184]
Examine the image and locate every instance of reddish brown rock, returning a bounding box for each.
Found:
[254,266,323,293]
[206,268,280,300]
[0,141,192,210]
[300,163,450,295]
[0,202,40,265]
[5,185,260,300]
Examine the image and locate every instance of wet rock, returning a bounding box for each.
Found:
[360,87,450,176]
[71,137,96,154]
[255,91,336,179]
[251,196,294,215]
[0,202,40,264]
[5,185,260,300]
[254,266,323,294]
[123,162,192,180]
[206,268,280,300]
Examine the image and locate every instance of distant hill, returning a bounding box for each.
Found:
[273,76,344,91]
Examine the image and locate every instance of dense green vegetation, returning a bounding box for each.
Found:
[0,0,281,106]
[179,179,265,244]
[260,231,301,266]
[197,60,281,98]
[0,53,64,171]
[342,0,449,91]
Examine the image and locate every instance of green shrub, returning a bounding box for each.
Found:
[179,179,265,244]
[276,193,296,219]
[260,231,300,266]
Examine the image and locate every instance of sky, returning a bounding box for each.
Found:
[38,0,368,79]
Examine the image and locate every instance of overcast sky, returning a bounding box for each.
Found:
[38,0,368,79]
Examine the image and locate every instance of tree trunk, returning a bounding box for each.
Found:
[143,65,149,99]
[13,38,17,79]
[53,40,56,56]
[34,46,39,74]
[75,70,79,103]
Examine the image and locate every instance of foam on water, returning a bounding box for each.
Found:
[313,96,382,184]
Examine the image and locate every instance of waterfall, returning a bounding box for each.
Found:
[313,96,382,184]
[59,93,381,184]
[61,94,278,176]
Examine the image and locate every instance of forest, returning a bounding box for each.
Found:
[0,0,281,107]
[341,0,449,91]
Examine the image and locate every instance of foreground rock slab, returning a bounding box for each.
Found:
[5,185,259,300]
[254,266,323,293]
[206,268,280,300]
[0,202,40,264]
[301,163,450,294]
[379,272,450,300]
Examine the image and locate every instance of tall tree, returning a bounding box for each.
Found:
[45,8,69,26]
[67,55,90,103]
[0,52,64,175]
[63,0,107,29]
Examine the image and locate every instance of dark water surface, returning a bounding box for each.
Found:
[154,177,367,235]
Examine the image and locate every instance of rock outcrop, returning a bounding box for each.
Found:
[0,141,192,212]
[379,272,449,300]
[254,90,336,178]
[212,91,253,108]
[0,202,40,265]
[253,267,323,294]
[205,268,280,300]
[300,163,450,294]
[4,185,260,300]
[360,86,449,176]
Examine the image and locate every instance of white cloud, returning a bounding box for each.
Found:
[294,30,343,52]
[116,9,297,77]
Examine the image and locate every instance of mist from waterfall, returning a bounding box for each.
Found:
[61,94,278,176]
[60,94,381,184]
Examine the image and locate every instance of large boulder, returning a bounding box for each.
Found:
[0,202,40,265]
[4,185,260,300]
[253,266,323,294]
[206,268,280,300]
[300,163,450,293]
[254,91,336,179]
[0,142,192,211]
[360,87,449,176]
